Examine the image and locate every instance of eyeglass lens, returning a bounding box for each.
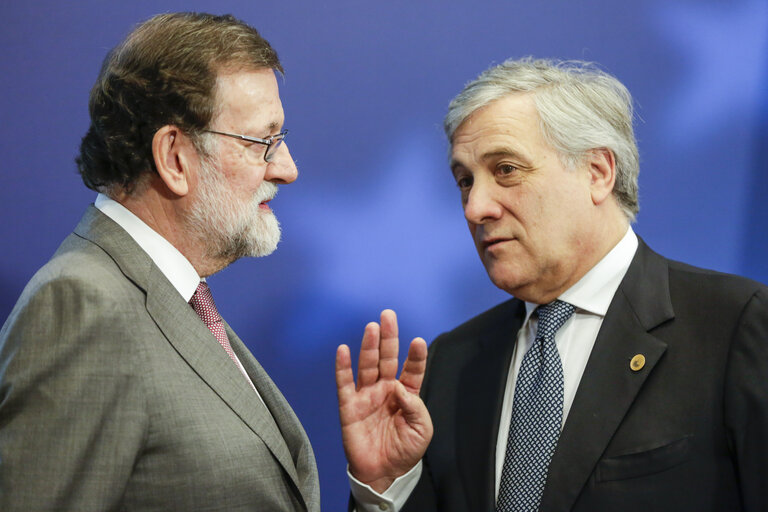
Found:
[264,136,285,162]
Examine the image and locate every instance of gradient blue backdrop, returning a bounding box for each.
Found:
[2,1,767,509]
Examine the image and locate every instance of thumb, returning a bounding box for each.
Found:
[393,381,429,426]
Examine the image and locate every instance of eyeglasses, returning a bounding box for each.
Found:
[203,129,288,162]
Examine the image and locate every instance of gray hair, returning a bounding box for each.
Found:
[445,57,639,221]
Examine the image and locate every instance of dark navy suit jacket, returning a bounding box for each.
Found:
[403,239,768,512]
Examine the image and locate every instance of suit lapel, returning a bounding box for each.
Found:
[540,239,674,511]
[143,277,305,491]
[227,325,319,511]
[74,207,309,509]
[456,300,526,512]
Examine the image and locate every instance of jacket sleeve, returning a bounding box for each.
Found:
[723,287,768,512]
[0,275,148,511]
[400,459,438,512]
[400,333,446,512]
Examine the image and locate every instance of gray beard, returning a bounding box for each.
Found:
[184,157,281,264]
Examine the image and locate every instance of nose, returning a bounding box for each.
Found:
[463,180,502,225]
[265,142,298,184]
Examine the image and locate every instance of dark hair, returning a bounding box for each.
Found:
[76,12,282,194]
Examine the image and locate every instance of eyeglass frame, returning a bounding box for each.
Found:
[203,128,289,162]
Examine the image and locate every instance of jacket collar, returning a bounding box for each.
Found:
[74,206,314,510]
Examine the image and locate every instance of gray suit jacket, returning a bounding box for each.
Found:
[0,206,320,511]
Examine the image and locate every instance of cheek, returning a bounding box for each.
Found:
[222,161,263,195]
[467,221,482,248]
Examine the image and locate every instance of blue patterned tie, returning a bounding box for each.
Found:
[496,300,575,512]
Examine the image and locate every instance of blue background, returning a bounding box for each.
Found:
[1,1,767,509]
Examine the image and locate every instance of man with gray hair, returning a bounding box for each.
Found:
[336,58,768,511]
[0,13,319,511]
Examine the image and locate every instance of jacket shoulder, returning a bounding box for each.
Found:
[2,232,143,337]
[666,257,765,292]
[430,298,522,351]
[663,257,767,319]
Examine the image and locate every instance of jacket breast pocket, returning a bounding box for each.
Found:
[596,435,692,482]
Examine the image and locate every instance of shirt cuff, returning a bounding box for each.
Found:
[348,461,423,512]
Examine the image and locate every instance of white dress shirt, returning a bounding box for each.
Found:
[94,194,261,396]
[351,227,639,511]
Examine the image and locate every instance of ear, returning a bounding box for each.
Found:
[152,125,198,197]
[587,148,616,205]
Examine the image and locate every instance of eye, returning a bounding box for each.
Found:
[455,174,473,190]
[497,163,518,176]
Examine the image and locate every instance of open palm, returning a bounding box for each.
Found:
[336,309,433,493]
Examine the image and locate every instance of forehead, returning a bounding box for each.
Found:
[450,93,546,165]
[212,68,283,131]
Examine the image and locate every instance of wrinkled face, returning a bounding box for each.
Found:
[450,93,596,303]
[185,68,298,262]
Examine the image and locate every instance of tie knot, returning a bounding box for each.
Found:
[189,281,221,327]
[535,300,574,340]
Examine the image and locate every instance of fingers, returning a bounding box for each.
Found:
[378,309,400,380]
[357,321,381,389]
[399,337,428,394]
[351,309,414,391]
[335,344,355,404]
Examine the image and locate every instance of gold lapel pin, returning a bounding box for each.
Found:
[630,354,646,372]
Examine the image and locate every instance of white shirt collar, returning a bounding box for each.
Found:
[524,227,639,319]
[94,193,201,301]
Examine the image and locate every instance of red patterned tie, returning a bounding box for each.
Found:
[189,281,239,365]
[190,282,260,397]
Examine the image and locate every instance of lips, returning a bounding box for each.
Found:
[480,237,515,250]
[255,182,278,210]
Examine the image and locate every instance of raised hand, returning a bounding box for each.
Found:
[335,309,433,493]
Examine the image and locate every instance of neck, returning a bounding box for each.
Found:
[514,211,629,304]
[111,181,229,278]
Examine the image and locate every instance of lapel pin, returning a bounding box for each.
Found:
[630,354,646,372]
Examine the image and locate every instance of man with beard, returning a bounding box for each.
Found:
[0,13,319,511]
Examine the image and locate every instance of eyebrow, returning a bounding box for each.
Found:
[241,120,282,137]
[450,146,532,173]
[481,147,531,164]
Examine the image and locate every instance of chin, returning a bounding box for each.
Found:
[486,266,534,299]
[245,211,281,258]
[487,273,522,296]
